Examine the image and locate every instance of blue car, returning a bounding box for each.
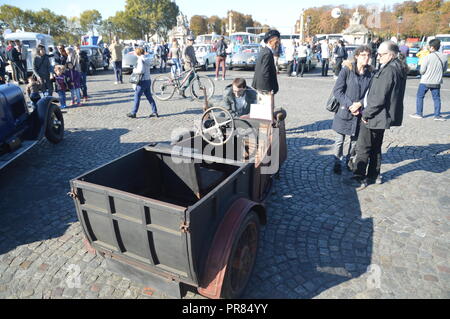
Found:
[406,46,420,75]
[0,84,64,170]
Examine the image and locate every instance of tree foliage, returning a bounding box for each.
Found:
[79,10,102,34]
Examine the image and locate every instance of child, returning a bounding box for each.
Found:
[26,75,42,104]
[54,65,68,109]
[65,61,82,107]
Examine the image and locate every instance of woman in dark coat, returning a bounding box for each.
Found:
[331,45,374,174]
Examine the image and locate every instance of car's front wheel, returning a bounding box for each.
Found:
[45,103,64,144]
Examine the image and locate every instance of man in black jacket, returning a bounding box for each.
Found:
[223,78,257,117]
[349,41,407,190]
[252,30,280,96]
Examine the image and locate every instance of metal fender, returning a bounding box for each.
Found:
[36,96,59,139]
[198,198,266,299]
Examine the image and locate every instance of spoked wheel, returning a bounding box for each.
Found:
[190,75,215,101]
[152,75,176,101]
[200,107,235,146]
[221,211,260,299]
[45,103,64,144]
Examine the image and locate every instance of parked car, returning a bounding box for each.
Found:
[278,48,319,73]
[80,45,108,75]
[406,45,420,75]
[227,44,261,70]
[121,46,159,74]
[445,54,450,76]
[193,44,217,71]
[0,84,64,170]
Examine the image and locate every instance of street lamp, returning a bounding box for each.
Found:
[397,16,403,40]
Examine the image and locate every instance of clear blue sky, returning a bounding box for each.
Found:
[2,0,412,34]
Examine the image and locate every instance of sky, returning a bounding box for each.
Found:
[2,0,414,34]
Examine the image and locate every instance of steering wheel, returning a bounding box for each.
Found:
[200,107,235,146]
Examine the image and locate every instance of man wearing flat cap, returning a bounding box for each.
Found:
[252,30,280,96]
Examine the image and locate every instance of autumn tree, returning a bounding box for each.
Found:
[208,16,223,34]
[190,15,208,36]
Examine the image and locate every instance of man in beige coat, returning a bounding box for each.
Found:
[109,36,124,84]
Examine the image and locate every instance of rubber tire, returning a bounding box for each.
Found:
[88,64,95,75]
[45,103,64,144]
[221,211,260,299]
[152,75,176,101]
[190,76,215,101]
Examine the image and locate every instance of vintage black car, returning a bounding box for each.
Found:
[0,84,64,170]
[69,98,287,299]
[80,45,109,75]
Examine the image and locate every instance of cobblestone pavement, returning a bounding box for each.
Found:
[0,67,449,299]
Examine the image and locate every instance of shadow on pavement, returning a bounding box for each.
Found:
[244,134,374,299]
[0,128,148,255]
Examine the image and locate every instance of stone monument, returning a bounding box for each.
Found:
[343,10,370,45]
[169,12,191,45]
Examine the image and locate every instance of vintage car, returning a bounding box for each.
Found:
[227,44,261,70]
[121,46,159,74]
[69,96,287,299]
[193,44,217,71]
[0,84,64,170]
[406,45,420,75]
[80,45,108,75]
[278,48,319,73]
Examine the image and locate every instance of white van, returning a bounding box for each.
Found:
[4,32,55,77]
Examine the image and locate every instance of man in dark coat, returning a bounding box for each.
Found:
[252,30,280,95]
[350,41,407,189]
[32,45,54,96]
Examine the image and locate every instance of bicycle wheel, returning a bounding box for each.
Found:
[152,75,176,101]
[190,76,215,101]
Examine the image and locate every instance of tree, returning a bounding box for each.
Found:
[79,10,102,34]
[190,15,208,36]
[0,5,34,31]
[31,9,66,37]
[124,0,179,39]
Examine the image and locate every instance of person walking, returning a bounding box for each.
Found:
[215,36,228,81]
[127,47,158,119]
[285,40,297,77]
[15,40,28,82]
[169,39,182,78]
[78,50,90,103]
[252,29,280,96]
[333,40,348,79]
[296,42,309,77]
[109,36,124,84]
[180,35,198,98]
[349,41,407,189]
[321,40,331,76]
[5,40,21,83]
[331,45,374,175]
[410,39,448,121]
[32,45,53,96]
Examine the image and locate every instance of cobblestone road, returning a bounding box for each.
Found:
[0,66,449,299]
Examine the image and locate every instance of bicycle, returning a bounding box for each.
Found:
[152,66,215,102]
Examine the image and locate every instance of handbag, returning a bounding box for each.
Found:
[129,72,143,84]
[326,92,340,113]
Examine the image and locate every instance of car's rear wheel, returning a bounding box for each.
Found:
[45,103,64,144]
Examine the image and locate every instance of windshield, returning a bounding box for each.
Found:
[436,36,450,42]
[21,40,37,49]
[194,46,208,54]
[123,47,134,54]
[81,48,93,56]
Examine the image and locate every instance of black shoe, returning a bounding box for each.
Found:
[149,112,159,118]
[127,113,136,118]
[333,162,342,175]
[179,89,187,98]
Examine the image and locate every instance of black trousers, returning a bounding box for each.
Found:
[322,58,329,76]
[334,58,343,76]
[296,57,307,76]
[353,124,385,179]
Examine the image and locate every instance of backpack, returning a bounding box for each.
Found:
[217,41,227,57]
